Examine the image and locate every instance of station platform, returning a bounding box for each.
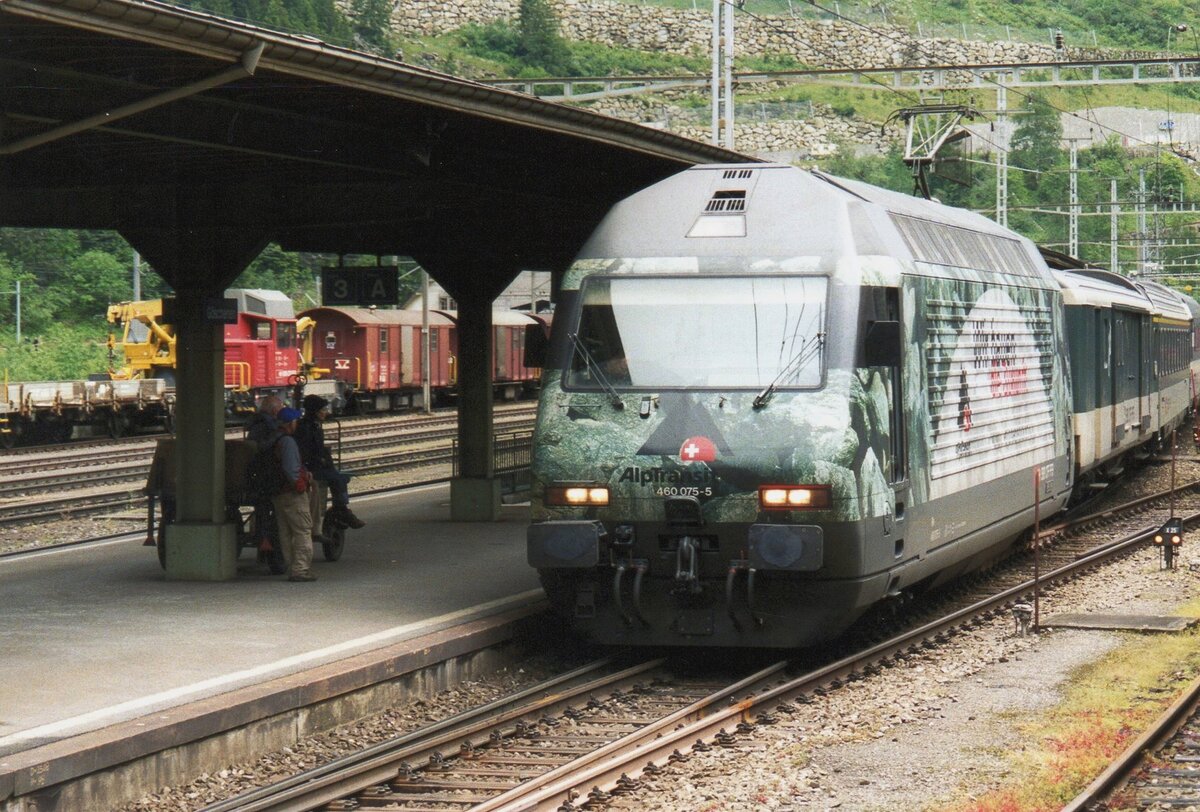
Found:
[0,483,548,807]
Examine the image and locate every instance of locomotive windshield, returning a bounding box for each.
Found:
[566,275,826,390]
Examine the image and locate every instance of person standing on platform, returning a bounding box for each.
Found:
[296,395,365,529]
[247,394,285,447]
[273,407,316,582]
[246,394,286,555]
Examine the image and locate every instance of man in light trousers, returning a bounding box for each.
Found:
[272,407,316,582]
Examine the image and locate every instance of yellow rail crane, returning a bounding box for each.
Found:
[295,314,330,385]
[106,299,177,383]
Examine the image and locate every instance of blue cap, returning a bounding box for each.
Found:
[278,407,302,423]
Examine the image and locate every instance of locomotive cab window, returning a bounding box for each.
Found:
[128,320,149,344]
[566,274,827,390]
[255,321,271,341]
[276,323,296,349]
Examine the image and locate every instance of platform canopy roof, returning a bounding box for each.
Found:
[0,0,751,294]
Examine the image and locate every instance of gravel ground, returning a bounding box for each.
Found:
[113,537,1193,812]
[603,550,1196,812]
[114,652,576,812]
[14,455,1200,810]
[603,456,1200,812]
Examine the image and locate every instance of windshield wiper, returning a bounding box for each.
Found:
[568,332,625,410]
[753,332,825,409]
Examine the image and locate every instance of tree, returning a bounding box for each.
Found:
[518,0,572,74]
[1009,92,1063,190]
[232,244,321,310]
[350,0,395,54]
[52,250,132,320]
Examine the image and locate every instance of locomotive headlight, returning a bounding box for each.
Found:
[547,485,610,506]
[759,485,832,510]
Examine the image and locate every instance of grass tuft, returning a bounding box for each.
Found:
[931,591,1200,812]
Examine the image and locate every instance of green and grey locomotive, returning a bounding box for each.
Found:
[526,163,1192,648]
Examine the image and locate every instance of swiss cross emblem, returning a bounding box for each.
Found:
[679,436,717,463]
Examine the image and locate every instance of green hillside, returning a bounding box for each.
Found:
[620,0,1200,52]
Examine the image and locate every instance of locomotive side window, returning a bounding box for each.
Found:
[566,275,827,390]
[255,322,271,341]
[276,323,296,349]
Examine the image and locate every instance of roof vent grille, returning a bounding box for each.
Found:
[722,169,753,179]
[705,190,746,213]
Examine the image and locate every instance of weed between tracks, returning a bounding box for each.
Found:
[933,590,1200,812]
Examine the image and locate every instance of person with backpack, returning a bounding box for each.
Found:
[273,406,317,582]
[246,394,286,567]
[296,395,365,530]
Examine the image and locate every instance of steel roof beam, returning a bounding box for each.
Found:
[0,42,264,155]
[0,0,744,167]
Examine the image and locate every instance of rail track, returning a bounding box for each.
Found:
[198,472,1200,812]
[1061,668,1200,811]
[0,405,472,457]
[1063,638,1200,811]
[0,405,537,526]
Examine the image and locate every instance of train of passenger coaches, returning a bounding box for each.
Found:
[524,162,1200,649]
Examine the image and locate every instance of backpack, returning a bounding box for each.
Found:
[245,437,288,500]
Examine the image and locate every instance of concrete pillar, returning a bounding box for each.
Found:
[121,224,269,580]
[165,286,238,580]
[450,290,500,520]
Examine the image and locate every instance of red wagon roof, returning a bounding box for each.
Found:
[300,307,455,327]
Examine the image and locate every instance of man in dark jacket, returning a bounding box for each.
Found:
[296,394,365,529]
[246,394,286,554]
[247,394,284,447]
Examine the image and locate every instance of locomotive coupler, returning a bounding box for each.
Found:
[631,559,649,626]
[610,524,635,558]
[746,566,764,627]
[612,559,649,627]
[725,559,751,629]
[673,537,703,596]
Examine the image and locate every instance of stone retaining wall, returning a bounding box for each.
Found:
[388,1,1172,160]
[392,0,1095,66]
[582,94,896,157]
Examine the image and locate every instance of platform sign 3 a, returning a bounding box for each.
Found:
[321,266,400,306]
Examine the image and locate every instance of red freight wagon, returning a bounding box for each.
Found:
[437,310,546,401]
[300,307,456,411]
